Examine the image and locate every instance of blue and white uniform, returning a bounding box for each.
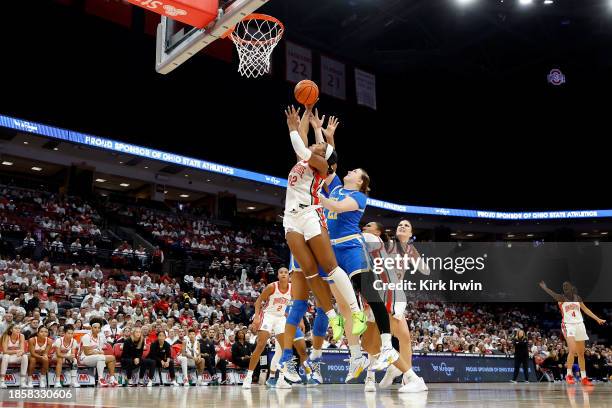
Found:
[324,175,371,278]
[289,175,371,280]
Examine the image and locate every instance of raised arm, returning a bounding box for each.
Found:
[286,106,329,175]
[322,115,339,149]
[309,108,326,144]
[539,281,565,302]
[580,302,606,325]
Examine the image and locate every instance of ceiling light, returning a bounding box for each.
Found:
[180,194,189,198]
[580,232,588,236]
[144,166,149,169]
[450,233,457,236]
[164,190,168,194]
[527,234,534,237]
[2,161,13,166]
[120,183,130,187]
[53,147,59,151]
[247,206,256,210]
[206,179,211,182]
[31,167,42,171]
[119,161,123,164]
[507,234,515,238]
[95,179,106,183]
[466,233,474,237]
[519,0,532,5]
[602,232,608,235]
[543,0,553,4]
[23,141,29,145]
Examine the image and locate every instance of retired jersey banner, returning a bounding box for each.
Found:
[355,69,377,110]
[321,56,346,100]
[286,42,313,84]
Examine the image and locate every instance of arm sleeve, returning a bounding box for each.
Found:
[290,131,312,161]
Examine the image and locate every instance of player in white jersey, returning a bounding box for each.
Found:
[279,106,365,386]
[27,326,53,388]
[540,281,606,386]
[243,267,292,389]
[360,221,428,393]
[177,328,204,386]
[52,324,80,388]
[80,321,118,387]
[0,324,28,388]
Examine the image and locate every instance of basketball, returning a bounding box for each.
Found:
[294,80,319,106]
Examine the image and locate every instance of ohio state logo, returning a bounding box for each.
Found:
[547,69,565,86]
[163,5,187,17]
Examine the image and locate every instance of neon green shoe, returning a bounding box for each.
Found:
[329,315,345,341]
[351,311,367,336]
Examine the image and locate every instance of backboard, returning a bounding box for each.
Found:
[156,0,270,74]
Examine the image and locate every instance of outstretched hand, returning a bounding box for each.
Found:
[539,281,547,290]
[309,108,325,129]
[323,116,340,141]
[285,105,301,132]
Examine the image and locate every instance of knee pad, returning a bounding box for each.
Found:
[313,307,329,337]
[286,299,308,326]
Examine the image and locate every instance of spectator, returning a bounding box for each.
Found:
[148,331,178,386]
[120,326,155,386]
[511,330,530,383]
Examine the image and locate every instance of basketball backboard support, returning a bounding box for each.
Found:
[156,0,270,74]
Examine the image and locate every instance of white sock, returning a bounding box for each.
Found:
[310,349,323,360]
[326,309,338,319]
[246,370,253,379]
[403,368,417,381]
[271,340,282,372]
[96,361,106,380]
[368,356,378,378]
[567,368,572,376]
[381,333,392,349]
[581,370,586,378]
[328,267,360,312]
[349,345,362,359]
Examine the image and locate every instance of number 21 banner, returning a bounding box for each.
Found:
[321,56,346,100]
[286,41,312,84]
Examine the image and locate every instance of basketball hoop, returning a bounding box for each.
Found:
[227,14,284,78]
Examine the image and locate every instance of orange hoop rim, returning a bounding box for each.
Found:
[222,13,285,45]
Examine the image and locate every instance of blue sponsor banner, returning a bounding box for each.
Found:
[2,113,611,220]
[269,350,536,383]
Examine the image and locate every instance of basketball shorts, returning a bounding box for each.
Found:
[283,208,326,242]
[332,243,372,279]
[260,313,286,335]
[562,322,588,341]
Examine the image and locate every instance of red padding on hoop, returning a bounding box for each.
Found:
[125,0,219,29]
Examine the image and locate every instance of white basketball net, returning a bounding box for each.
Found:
[230,16,284,78]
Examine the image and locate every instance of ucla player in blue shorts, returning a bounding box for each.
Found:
[310,110,399,382]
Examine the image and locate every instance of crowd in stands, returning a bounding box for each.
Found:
[0,186,611,386]
[1,250,611,385]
